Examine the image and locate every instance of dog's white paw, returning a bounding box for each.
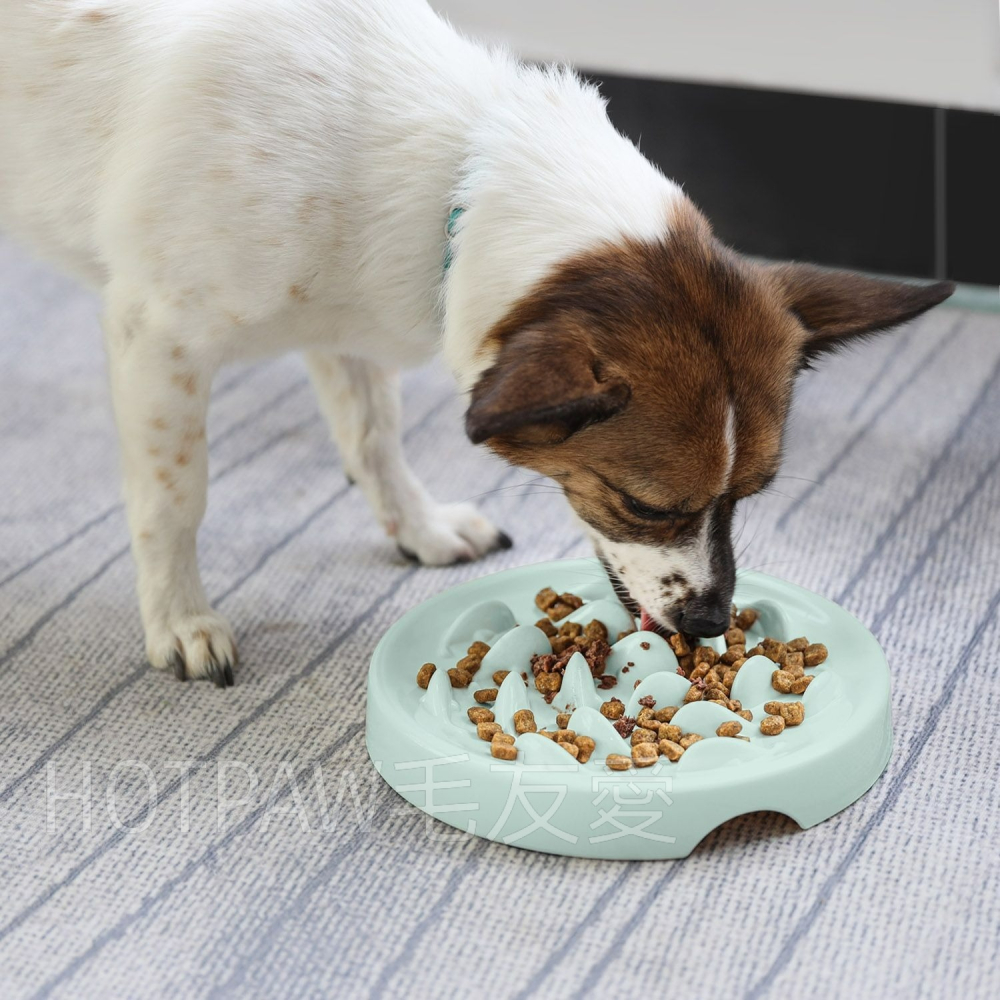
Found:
[146,610,238,687]
[395,502,512,566]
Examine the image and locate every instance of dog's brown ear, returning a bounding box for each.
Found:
[772,263,955,364]
[465,326,630,446]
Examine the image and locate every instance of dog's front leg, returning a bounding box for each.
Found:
[104,298,235,686]
[305,351,510,564]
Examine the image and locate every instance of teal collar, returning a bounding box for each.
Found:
[443,206,464,272]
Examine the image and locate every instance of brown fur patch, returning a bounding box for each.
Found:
[288,283,308,301]
[170,345,186,361]
[171,372,198,396]
[467,200,798,544]
[149,417,168,432]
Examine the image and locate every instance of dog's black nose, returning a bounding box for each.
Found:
[678,595,731,638]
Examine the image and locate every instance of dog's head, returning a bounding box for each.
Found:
[465,202,953,637]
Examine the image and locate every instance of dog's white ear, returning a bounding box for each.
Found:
[465,326,630,446]
[772,263,955,365]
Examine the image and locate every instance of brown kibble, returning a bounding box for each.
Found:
[632,742,658,767]
[535,587,559,611]
[554,729,577,743]
[559,621,583,639]
[723,669,738,689]
[559,740,581,759]
[636,707,657,728]
[804,643,828,667]
[790,675,814,694]
[536,617,557,637]
[658,723,682,743]
[737,709,753,722]
[601,698,625,720]
[535,673,561,696]
[513,709,536,734]
[683,685,704,703]
[536,729,555,739]
[654,706,678,723]
[764,700,805,726]
[787,637,809,653]
[693,646,718,666]
[416,663,436,689]
[761,638,787,663]
[492,670,510,686]
[679,733,704,749]
[669,633,692,657]
[491,741,517,760]
[716,721,743,738]
[550,635,575,654]
[448,668,472,688]
[771,670,795,693]
[556,713,572,729]
[467,641,491,658]
[784,651,805,671]
[721,646,746,665]
[547,602,574,621]
[735,608,759,630]
[467,706,495,724]
[616,629,634,642]
[574,735,596,763]
[456,654,482,675]
[474,688,499,703]
[477,722,502,741]
[606,753,632,771]
[491,732,515,745]
[630,726,657,746]
[690,662,711,681]
[724,626,745,647]
[760,715,785,736]
[584,619,608,641]
[559,592,584,610]
[659,739,685,761]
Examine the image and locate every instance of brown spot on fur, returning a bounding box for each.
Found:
[155,467,176,490]
[171,345,186,361]
[147,446,161,458]
[83,9,111,23]
[171,372,198,396]
[149,417,168,432]
[175,452,190,467]
[138,530,153,542]
[288,284,308,301]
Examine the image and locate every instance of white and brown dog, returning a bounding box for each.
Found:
[0,0,954,685]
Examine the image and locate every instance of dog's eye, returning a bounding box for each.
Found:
[623,494,677,521]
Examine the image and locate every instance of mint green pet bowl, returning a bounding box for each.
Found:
[365,558,892,859]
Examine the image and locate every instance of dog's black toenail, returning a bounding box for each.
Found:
[170,650,187,682]
[206,660,226,688]
[223,661,234,686]
[496,530,513,550]
[345,474,355,486]
[397,543,418,562]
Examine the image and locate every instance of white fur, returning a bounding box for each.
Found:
[0,0,684,679]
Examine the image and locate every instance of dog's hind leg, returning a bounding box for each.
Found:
[305,350,511,565]
[104,292,236,686]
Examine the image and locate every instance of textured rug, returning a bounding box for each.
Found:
[1,234,998,999]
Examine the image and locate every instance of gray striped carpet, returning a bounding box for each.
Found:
[1,232,998,999]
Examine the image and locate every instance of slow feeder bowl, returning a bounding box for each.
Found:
[366,558,892,860]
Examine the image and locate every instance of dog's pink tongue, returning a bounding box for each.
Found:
[640,609,658,634]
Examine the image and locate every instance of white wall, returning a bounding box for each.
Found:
[433,0,1000,112]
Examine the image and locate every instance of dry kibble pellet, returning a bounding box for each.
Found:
[492,670,510,686]
[724,627,745,647]
[606,753,632,771]
[416,663,436,689]
[536,617,557,637]
[601,699,625,720]
[771,670,795,693]
[632,742,658,767]
[737,709,753,722]
[735,608,759,630]
[554,729,576,743]
[558,741,581,759]
[636,707,657,728]
[492,732,515,745]
[764,700,805,726]
[784,652,804,671]
[787,636,809,652]
[717,721,743,738]
[467,706,495,724]
[474,688,498,703]
[790,675,813,694]
[804,643,828,667]
[535,673,561,696]
[654,706,678,723]
[467,641,491,658]
[631,726,657,746]
[556,712,571,730]
[477,722,502,741]
[683,685,704,703]
[761,638,787,663]
[491,741,517,761]
[669,633,691,657]
[574,736,596,763]
[513,709,536,734]
[535,587,559,611]
[659,739,685,762]
[679,733,704,749]
[448,668,472,688]
[760,715,785,736]
[456,654,482,676]
[658,723,683,743]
